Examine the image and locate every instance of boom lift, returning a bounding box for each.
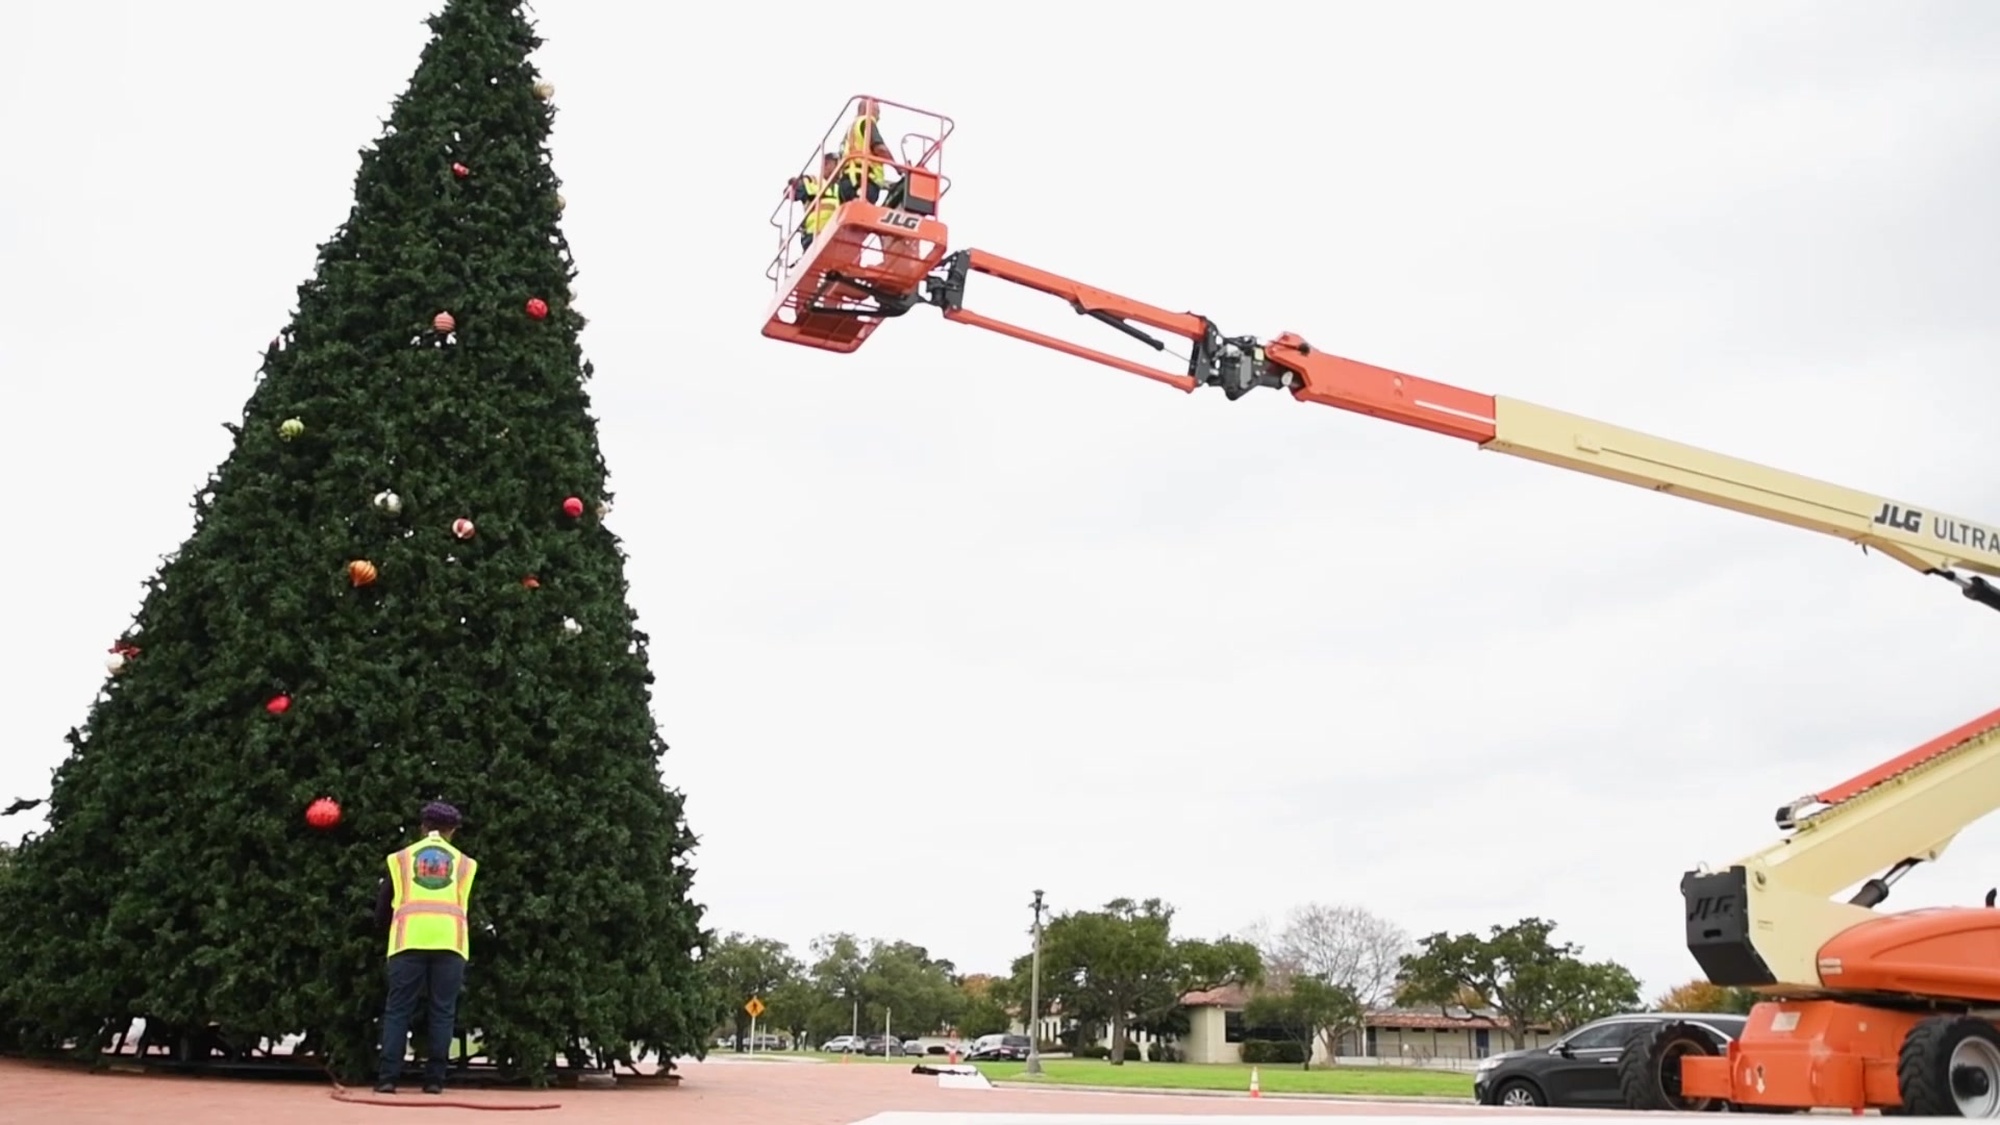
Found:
[764,96,2000,1115]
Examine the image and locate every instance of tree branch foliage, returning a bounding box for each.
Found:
[1242,902,1409,1064]
[1008,897,1261,1065]
[1395,917,1640,1048]
[1652,978,1758,1015]
[705,931,972,1047]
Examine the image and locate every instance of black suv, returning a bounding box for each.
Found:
[1473,1012,1746,1109]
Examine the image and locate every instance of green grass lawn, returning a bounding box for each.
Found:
[972,1058,1473,1098]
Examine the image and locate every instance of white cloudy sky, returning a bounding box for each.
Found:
[6,1,2000,1000]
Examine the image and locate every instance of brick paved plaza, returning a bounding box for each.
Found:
[0,1055,1528,1125]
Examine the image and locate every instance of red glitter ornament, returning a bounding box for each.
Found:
[306,797,341,830]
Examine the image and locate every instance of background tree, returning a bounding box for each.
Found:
[1653,978,1758,1015]
[705,934,800,1050]
[1242,977,1361,1070]
[0,0,708,1085]
[954,973,1012,1038]
[1249,902,1409,1053]
[805,932,964,1040]
[1396,917,1640,1048]
[764,977,826,1047]
[1448,984,1488,1010]
[807,933,869,1040]
[1027,897,1261,1065]
[858,940,964,1037]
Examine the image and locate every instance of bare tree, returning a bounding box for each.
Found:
[1239,916,1294,979]
[1256,903,1411,1058]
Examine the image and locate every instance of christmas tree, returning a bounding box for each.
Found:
[0,0,708,1084]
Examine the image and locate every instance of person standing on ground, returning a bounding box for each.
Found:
[373,800,479,1095]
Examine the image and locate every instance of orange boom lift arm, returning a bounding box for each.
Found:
[762,96,2000,1114]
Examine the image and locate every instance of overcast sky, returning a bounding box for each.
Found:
[5,1,2000,1001]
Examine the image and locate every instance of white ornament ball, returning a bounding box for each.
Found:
[452,517,476,540]
[561,616,582,635]
[106,652,127,674]
[532,81,555,100]
[373,490,403,515]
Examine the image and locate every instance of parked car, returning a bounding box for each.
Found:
[819,1034,864,1053]
[1473,1012,1746,1110]
[861,1034,906,1056]
[966,1033,1032,1061]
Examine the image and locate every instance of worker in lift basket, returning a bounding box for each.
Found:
[788,152,842,253]
[836,98,901,208]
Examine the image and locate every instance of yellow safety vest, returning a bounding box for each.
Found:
[385,832,478,960]
[840,118,889,187]
[799,176,839,235]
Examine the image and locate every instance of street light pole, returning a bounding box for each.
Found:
[1025,889,1046,1077]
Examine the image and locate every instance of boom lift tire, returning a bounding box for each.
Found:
[1618,1021,1726,1112]
[1896,1015,2000,1117]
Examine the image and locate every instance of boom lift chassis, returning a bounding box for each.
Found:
[764,95,2000,1115]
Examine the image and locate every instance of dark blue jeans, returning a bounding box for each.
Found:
[377,949,466,1086]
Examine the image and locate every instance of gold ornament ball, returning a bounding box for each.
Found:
[532,81,555,100]
[554,193,565,212]
[279,417,304,440]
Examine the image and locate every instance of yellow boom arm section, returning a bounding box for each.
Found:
[1487,396,2000,584]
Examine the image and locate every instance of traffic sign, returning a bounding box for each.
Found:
[744,996,766,1019]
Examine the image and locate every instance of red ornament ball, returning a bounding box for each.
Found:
[452,162,470,178]
[306,797,341,830]
[562,496,584,518]
[525,297,549,320]
[266,694,291,715]
[433,311,455,333]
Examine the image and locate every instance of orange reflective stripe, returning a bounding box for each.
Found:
[387,840,473,956]
[393,900,467,949]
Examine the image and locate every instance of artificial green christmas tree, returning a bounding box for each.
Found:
[0,0,708,1084]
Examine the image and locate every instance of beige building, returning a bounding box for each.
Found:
[1178,984,1555,1065]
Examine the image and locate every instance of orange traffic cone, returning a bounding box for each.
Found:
[1249,1067,1261,1098]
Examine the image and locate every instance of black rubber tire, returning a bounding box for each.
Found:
[1619,1020,1724,1111]
[1896,1014,2000,1117]
[1491,1078,1546,1107]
